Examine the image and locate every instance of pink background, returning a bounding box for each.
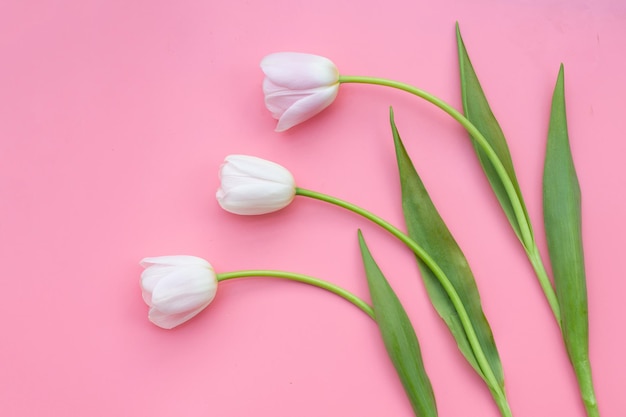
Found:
[1,0,624,416]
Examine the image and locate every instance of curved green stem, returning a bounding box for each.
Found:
[339,75,530,245]
[338,74,561,326]
[493,389,513,417]
[575,358,600,417]
[527,245,561,325]
[217,270,374,319]
[296,187,511,416]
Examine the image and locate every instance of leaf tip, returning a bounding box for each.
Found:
[357,228,368,250]
[554,63,565,94]
[455,22,464,43]
[389,109,402,152]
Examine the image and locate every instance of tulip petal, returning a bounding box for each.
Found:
[217,182,295,215]
[262,79,304,119]
[275,85,339,132]
[151,266,217,314]
[261,52,338,89]
[140,265,181,305]
[140,255,210,268]
[263,80,333,121]
[149,305,208,329]
[218,174,294,198]
[220,155,295,186]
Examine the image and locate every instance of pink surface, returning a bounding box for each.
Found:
[1,0,624,416]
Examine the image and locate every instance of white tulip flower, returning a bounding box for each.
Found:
[261,52,340,131]
[216,155,296,215]
[140,255,218,329]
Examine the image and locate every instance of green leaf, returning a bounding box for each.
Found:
[358,230,437,417]
[456,23,531,243]
[391,108,504,389]
[543,65,597,413]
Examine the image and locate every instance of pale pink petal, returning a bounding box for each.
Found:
[261,52,338,89]
[217,183,295,215]
[275,85,339,132]
[148,305,209,330]
[151,266,217,315]
[140,255,210,269]
[220,155,295,185]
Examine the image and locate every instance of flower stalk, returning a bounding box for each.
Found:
[338,74,562,327]
[217,269,374,319]
[296,187,512,417]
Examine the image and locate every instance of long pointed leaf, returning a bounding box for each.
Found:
[456,23,531,243]
[543,65,598,414]
[358,230,437,417]
[391,109,504,389]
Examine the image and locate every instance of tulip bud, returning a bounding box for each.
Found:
[216,155,296,215]
[261,52,340,131]
[140,255,218,329]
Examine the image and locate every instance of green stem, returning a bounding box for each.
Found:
[493,389,513,417]
[296,187,512,417]
[217,270,374,319]
[574,358,600,417]
[338,74,561,326]
[527,245,561,326]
